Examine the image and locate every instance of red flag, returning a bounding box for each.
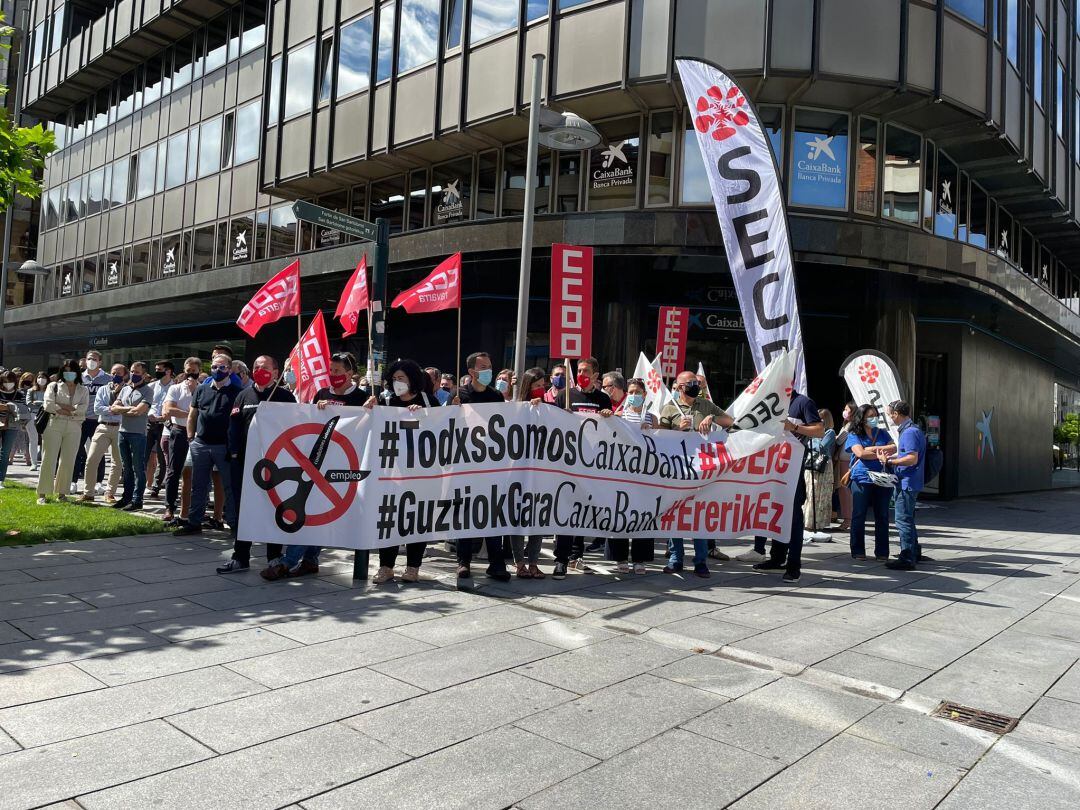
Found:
[390,253,461,314]
[334,255,370,337]
[236,259,301,337]
[656,306,689,379]
[550,244,594,359]
[288,311,331,403]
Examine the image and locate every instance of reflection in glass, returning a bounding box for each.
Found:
[503,144,551,216]
[377,2,395,82]
[319,36,335,101]
[432,158,472,224]
[408,170,428,230]
[112,158,131,206]
[854,118,878,216]
[370,177,406,234]
[957,173,969,242]
[969,182,988,249]
[199,118,223,178]
[680,128,710,205]
[268,57,282,122]
[790,109,848,209]
[235,101,261,164]
[269,205,298,257]
[921,141,935,232]
[471,1,518,42]
[338,15,373,96]
[398,0,439,73]
[555,152,581,212]
[588,118,640,211]
[86,169,104,217]
[882,124,920,225]
[446,0,463,48]
[285,42,316,118]
[192,225,216,272]
[165,132,188,189]
[647,112,674,205]
[934,154,958,239]
[476,152,498,219]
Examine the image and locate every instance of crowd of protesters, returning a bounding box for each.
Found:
[0,346,926,582]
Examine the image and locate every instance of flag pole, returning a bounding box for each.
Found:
[564,357,571,412]
[455,303,462,397]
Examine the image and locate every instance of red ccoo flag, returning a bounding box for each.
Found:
[287,310,332,403]
[334,255,370,337]
[390,252,461,314]
[236,259,301,337]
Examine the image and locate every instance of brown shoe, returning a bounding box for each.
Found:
[287,559,319,577]
[457,564,471,579]
[401,566,420,583]
[528,564,546,579]
[260,563,289,581]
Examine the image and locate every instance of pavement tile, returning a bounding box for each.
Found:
[0,594,94,622]
[291,582,484,612]
[167,667,423,753]
[0,665,266,747]
[809,602,921,634]
[730,620,875,666]
[10,598,212,640]
[183,578,347,611]
[303,726,597,810]
[912,656,1063,717]
[0,622,28,645]
[373,631,561,691]
[1010,608,1080,643]
[510,618,620,650]
[1047,661,1080,704]
[73,627,300,686]
[731,732,965,810]
[519,728,779,810]
[0,720,211,810]
[0,663,105,709]
[0,726,18,754]
[590,590,737,630]
[0,627,168,674]
[936,736,1080,810]
[224,629,434,688]
[650,653,781,698]
[680,676,878,763]
[393,603,549,646]
[845,703,995,769]
[710,595,836,630]
[854,625,981,670]
[0,570,35,585]
[77,723,407,810]
[70,575,247,608]
[812,651,935,691]
[267,594,476,645]
[138,599,326,641]
[1022,696,1080,737]
[351,670,575,756]
[908,601,1030,640]
[513,635,688,694]
[517,673,724,759]
[14,557,178,581]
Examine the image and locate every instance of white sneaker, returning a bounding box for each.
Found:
[36,496,47,505]
[70,483,78,495]
[30,465,38,472]
[736,549,766,563]
[811,531,832,542]
[95,482,106,495]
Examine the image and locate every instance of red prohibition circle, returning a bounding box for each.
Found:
[262,423,361,527]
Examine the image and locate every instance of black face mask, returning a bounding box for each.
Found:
[683,382,701,399]
[154,370,167,380]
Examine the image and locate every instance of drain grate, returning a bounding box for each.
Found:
[931,701,1018,734]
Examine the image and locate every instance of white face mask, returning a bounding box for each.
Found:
[1,382,14,392]
[85,359,100,371]
[37,377,48,387]
[392,380,410,397]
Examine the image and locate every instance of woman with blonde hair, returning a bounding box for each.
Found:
[803,408,836,539]
[36,359,89,503]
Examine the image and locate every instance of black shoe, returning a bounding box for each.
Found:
[782,571,801,583]
[149,488,160,499]
[585,540,604,553]
[886,558,916,571]
[110,500,132,510]
[552,561,568,580]
[216,559,249,574]
[753,560,786,571]
[122,502,142,512]
[206,517,225,531]
[486,566,511,582]
[173,524,202,536]
[916,554,934,562]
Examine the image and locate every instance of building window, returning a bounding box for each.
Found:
[268,57,282,122]
[555,152,582,212]
[446,0,464,49]
[921,140,935,232]
[319,35,335,102]
[588,118,641,211]
[86,169,105,217]
[130,242,151,285]
[222,113,235,169]
[957,173,969,241]
[234,100,261,164]
[187,128,200,183]
[230,215,255,263]
[432,158,472,224]
[160,234,183,276]
[945,0,984,25]
[285,42,316,118]
[105,251,122,287]
[647,112,675,206]
[934,153,958,239]
[205,17,228,76]
[156,142,168,192]
[1006,0,1019,66]
[997,207,1013,260]
[1056,61,1066,138]
[471,2,517,42]
[1020,229,1034,275]
[882,125,919,224]
[1034,25,1045,107]
[82,256,98,293]
[503,144,551,216]
[855,118,879,217]
[173,39,195,90]
[527,1,548,21]
[476,151,498,219]
[370,177,407,234]
[351,184,368,223]
[192,225,216,272]
[969,182,988,248]
[680,124,711,205]
[399,0,439,73]
[165,132,188,189]
[216,221,230,268]
[65,178,82,223]
[790,109,849,210]
[199,118,223,178]
[269,204,298,257]
[338,15,373,97]
[377,2,395,82]
[242,3,266,54]
[45,188,60,229]
[408,170,428,230]
[254,210,269,261]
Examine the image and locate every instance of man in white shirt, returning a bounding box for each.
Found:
[78,363,126,503]
[144,360,174,498]
[161,357,201,524]
[72,350,111,493]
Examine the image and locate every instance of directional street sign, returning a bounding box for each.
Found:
[291,200,379,242]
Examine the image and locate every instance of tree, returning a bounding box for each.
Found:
[0,13,56,213]
[1056,413,1080,471]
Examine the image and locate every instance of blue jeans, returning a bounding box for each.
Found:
[667,538,708,568]
[189,439,236,529]
[850,479,891,558]
[0,428,18,482]
[894,488,920,564]
[283,544,321,568]
[118,432,147,505]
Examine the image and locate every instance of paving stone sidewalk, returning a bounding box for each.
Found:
[1,472,1079,809]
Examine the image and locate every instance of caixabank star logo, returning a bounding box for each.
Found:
[694,85,750,142]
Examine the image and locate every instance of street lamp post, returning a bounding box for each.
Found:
[512,54,601,386]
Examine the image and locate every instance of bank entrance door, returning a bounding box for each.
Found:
[915,352,948,497]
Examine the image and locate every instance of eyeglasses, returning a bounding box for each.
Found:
[210,365,229,373]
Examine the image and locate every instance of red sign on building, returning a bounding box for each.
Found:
[656,306,689,379]
[550,244,594,359]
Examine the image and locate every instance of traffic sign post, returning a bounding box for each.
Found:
[291,202,391,583]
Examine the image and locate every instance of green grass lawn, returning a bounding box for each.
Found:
[0,482,166,546]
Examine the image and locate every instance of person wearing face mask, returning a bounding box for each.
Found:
[366,359,437,584]
[0,371,23,486]
[507,367,552,578]
[36,359,89,503]
[881,400,927,571]
[78,363,128,504]
[437,373,456,405]
[843,404,896,561]
[8,373,36,469]
[617,378,657,429]
[313,353,368,407]
[544,364,567,404]
[143,360,175,499]
[174,353,240,537]
[110,362,153,511]
[605,377,658,574]
[446,351,512,582]
[25,372,50,472]
[72,350,112,494]
[494,368,513,400]
[162,358,202,525]
[217,355,296,575]
[833,401,856,533]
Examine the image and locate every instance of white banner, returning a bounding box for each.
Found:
[239,403,801,550]
[676,58,806,393]
[632,352,675,418]
[840,349,906,441]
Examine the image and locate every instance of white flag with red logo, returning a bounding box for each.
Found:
[840,349,905,441]
[724,349,795,438]
[236,259,301,337]
[632,352,675,418]
[334,255,370,337]
[676,58,806,393]
[287,310,332,403]
[391,253,461,314]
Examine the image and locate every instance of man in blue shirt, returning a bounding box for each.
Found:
[882,400,926,570]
